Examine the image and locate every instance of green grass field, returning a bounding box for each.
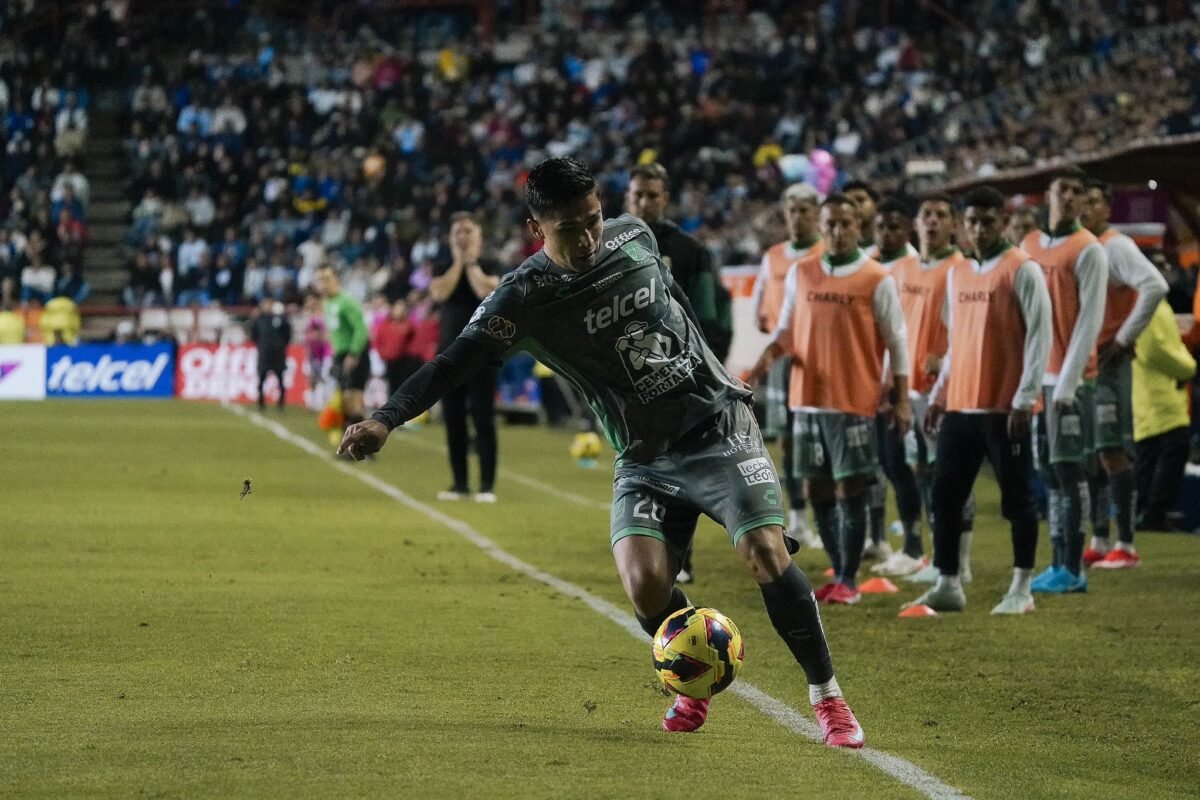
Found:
[3,400,1199,799]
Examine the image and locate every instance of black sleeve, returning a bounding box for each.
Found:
[369,336,492,430]
[667,274,705,333]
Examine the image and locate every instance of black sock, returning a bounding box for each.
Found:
[811,501,840,576]
[868,480,886,545]
[1090,474,1111,541]
[760,564,834,685]
[838,496,869,587]
[635,586,691,637]
[1111,469,1136,545]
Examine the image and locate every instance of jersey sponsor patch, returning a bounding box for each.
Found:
[721,432,760,457]
[614,319,699,404]
[620,241,655,264]
[616,475,683,496]
[846,421,871,448]
[1059,413,1082,437]
[736,457,776,486]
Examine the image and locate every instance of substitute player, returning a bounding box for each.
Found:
[749,194,911,606]
[1021,166,1108,594]
[1079,178,1167,568]
[338,158,865,747]
[315,265,370,437]
[750,182,824,550]
[877,194,976,580]
[904,186,1052,614]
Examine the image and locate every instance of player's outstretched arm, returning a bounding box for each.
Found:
[337,337,492,460]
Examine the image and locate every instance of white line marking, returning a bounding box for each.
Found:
[227,404,973,800]
[394,428,610,511]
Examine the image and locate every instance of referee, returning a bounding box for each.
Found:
[315,265,370,439]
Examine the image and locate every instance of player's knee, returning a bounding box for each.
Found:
[735,527,791,581]
[805,479,835,505]
[836,475,870,500]
[1098,449,1129,475]
[617,562,673,616]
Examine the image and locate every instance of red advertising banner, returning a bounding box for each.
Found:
[176,343,308,404]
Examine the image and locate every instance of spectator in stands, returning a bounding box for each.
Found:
[55,263,90,304]
[1153,250,1196,313]
[54,92,88,157]
[52,161,89,210]
[373,298,422,394]
[1133,299,1196,531]
[20,250,55,304]
[429,212,503,502]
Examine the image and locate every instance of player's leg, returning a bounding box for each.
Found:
[794,411,840,583]
[873,408,923,574]
[865,414,889,557]
[467,365,499,498]
[782,407,816,547]
[985,413,1040,614]
[1094,359,1139,568]
[256,368,268,411]
[439,381,471,497]
[827,413,878,602]
[1034,386,1090,592]
[700,401,861,747]
[903,411,983,612]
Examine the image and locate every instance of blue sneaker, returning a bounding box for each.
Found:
[1030,565,1066,593]
[1064,570,1088,593]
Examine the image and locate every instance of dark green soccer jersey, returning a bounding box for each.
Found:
[458,215,748,463]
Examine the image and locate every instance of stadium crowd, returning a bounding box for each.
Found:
[112,0,1198,316]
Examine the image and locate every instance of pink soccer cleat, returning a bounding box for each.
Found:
[813,697,865,748]
[662,694,710,732]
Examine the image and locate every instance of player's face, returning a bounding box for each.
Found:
[962,206,1007,255]
[1048,177,1084,225]
[314,269,337,297]
[1080,187,1110,232]
[529,190,604,272]
[917,201,955,252]
[845,188,876,226]
[873,211,911,254]
[819,202,861,256]
[784,198,818,241]
[625,177,668,224]
[1006,210,1038,243]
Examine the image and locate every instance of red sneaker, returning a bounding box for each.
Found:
[814,582,839,601]
[1092,548,1140,570]
[813,697,865,748]
[662,694,710,732]
[823,583,862,605]
[1082,547,1109,567]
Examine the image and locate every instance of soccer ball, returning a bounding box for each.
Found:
[652,607,744,699]
[569,432,603,468]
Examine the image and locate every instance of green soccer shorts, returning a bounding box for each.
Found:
[792,410,879,481]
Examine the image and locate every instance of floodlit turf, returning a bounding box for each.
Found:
[2,400,1199,799]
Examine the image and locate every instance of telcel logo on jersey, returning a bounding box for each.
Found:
[46,344,175,397]
[585,276,659,333]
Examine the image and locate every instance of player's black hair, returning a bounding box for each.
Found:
[842,180,880,202]
[960,186,1007,212]
[1047,164,1088,187]
[919,193,957,214]
[821,192,858,211]
[1084,177,1113,203]
[628,162,670,187]
[525,157,599,218]
[876,196,912,218]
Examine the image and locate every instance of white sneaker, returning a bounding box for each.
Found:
[437,490,469,501]
[991,591,1035,615]
[905,563,940,584]
[960,563,973,584]
[903,579,966,612]
[871,552,928,576]
[474,492,497,503]
[789,521,822,550]
[863,540,893,560]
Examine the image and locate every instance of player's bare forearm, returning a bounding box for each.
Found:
[890,374,912,434]
[747,341,785,385]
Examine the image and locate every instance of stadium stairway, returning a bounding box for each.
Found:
[80,88,132,338]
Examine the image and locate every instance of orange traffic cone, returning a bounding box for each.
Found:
[898,604,939,618]
[859,577,899,594]
[823,567,835,577]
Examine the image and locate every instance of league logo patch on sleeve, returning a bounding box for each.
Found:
[482,315,517,345]
[620,242,655,264]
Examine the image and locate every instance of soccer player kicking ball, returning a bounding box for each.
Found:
[750,182,826,550]
[904,187,1053,615]
[337,158,864,747]
[1021,167,1109,594]
[879,194,976,581]
[749,194,911,606]
[1079,179,1167,569]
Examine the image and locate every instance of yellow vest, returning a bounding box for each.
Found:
[1133,301,1196,441]
[0,310,24,344]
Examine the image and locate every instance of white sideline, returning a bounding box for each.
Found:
[227,404,973,800]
